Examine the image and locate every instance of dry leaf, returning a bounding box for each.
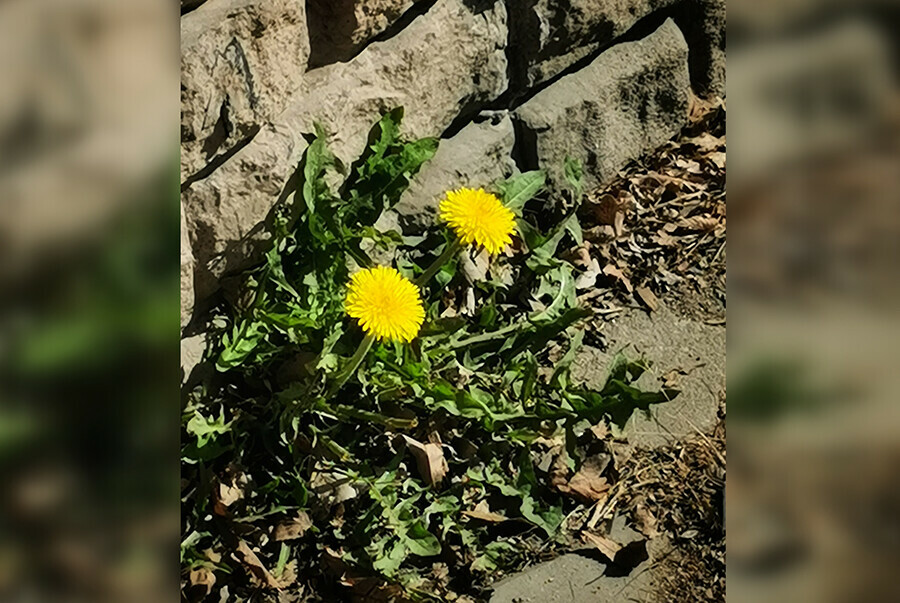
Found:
[575,257,603,290]
[634,504,660,538]
[462,500,507,523]
[602,264,633,293]
[188,567,216,599]
[582,532,622,562]
[564,473,610,503]
[686,132,723,153]
[218,482,244,507]
[310,468,357,506]
[589,423,609,440]
[274,511,313,541]
[402,435,448,486]
[234,540,280,589]
[635,286,659,313]
[555,455,611,503]
[653,229,680,247]
[675,158,702,174]
[591,194,620,226]
[678,215,719,232]
[213,468,249,516]
[707,151,726,169]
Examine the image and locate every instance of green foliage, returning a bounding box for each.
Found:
[181,109,676,600]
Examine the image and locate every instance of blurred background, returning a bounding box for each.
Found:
[0,0,898,601]
[728,0,900,601]
[0,0,179,601]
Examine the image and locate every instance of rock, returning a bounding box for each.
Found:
[673,0,725,97]
[514,18,689,191]
[181,202,195,329]
[307,0,426,67]
[181,0,310,180]
[184,123,300,304]
[571,301,725,449]
[183,0,508,303]
[181,333,209,385]
[507,0,679,90]
[392,111,518,233]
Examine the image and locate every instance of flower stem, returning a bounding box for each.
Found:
[415,239,462,288]
[326,333,375,399]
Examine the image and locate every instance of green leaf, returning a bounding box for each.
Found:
[400,520,441,557]
[185,406,231,447]
[520,496,563,537]
[372,539,409,575]
[216,319,267,371]
[496,171,546,213]
[471,541,516,573]
[526,212,580,271]
[564,155,583,199]
[551,329,584,388]
[341,107,439,227]
[531,265,578,325]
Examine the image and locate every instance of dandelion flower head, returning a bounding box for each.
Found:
[345,266,425,342]
[439,187,515,255]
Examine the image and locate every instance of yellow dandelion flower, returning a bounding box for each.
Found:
[345,266,425,342]
[439,187,516,255]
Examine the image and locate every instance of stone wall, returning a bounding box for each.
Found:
[180,0,725,330]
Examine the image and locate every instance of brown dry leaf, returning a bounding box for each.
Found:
[634,504,660,538]
[603,264,633,293]
[614,210,626,237]
[234,540,280,589]
[635,286,660,313]
[274,511,313,541]
[564,472,610,503]
[402,435,448,486]
[589,423,609,441]
[661,369,683,390]
[707,151,726,169]
[654,229,680,247]
[675,158,702,174]
[686,132,723,153]
[189,567,216,599]
[555,455,611,503]
[591,194,620,226]
[462,500,507,523]
[582,532,622,562]
[218,482,244,507]
[213,466,249,515]
[679,215,719,232]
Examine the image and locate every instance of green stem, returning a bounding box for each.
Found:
[415,239,462,288]
[315,400,418,430]
[326,333,375,399]
[449,321,522,350]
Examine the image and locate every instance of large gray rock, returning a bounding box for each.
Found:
[181,202,195,329]
[393,111,518,233]
[673,0,725,97]
[571,301,725,448]
[181,0,310,180]
[514,18,690,191]
[507,0,678,90]
[306,0,427,67]
[183,0,508,303]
